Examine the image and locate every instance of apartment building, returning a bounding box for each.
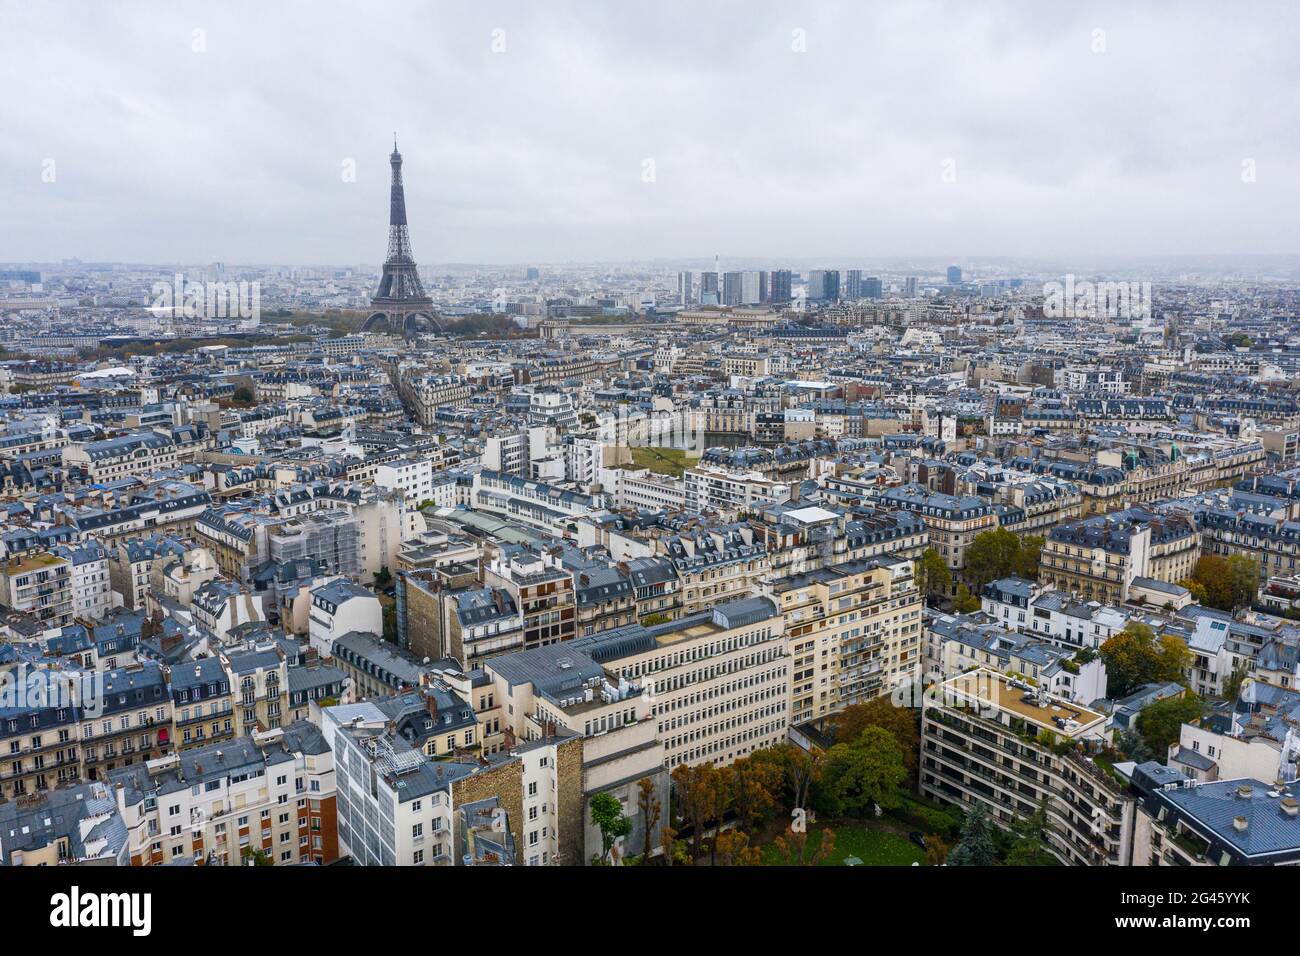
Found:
[1129,761,1300,866]
[399,373,473,425]
[53,540,112,622]
[111,722,337,866]
[110,534,189,611]
[222,644,288,734]
[0,781,130,866]
[565,596,789,770]
[80,662,173,783]
[407,580,526,666]
[751,502,929,580]
[877,485,997,582]
[772,556,923,725]
[484,547,576,650]
[323,700,584,866]
[665,527,769,616]
[0,551,74,630]
[62,430,178,483]
[981,577,1131,650]
[168,657,235,752]
[0,672,84,798]
[608,468,687,511]
[1040,510,1197,604]
[308,577,383,660]
[920,669,1136,866]
[484,641,668,863]
[375,457,437,505]
[472,471,609,537]
[684,465,790,517]
[922,611,1108,703]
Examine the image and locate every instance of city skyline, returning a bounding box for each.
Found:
[4,0,1300,265]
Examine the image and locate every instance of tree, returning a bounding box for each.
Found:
[1178,577,1208,605]
[672,762,723,863]
[589,793,632,864]
[1012,536,1045,580]
[713,829,761,866]
[1223,662,1250,701]
[705,765,735,865]
[1116,727,1153,763]
[964,527,1023,591]
[821,726,908,818]
[770,743,822,817]
[832,697,919,778]
[1226,555,1260,611]
[953,584,981,614]
[1187,555,1233,610]
[1004,800,1058,866]
[729,754,782,830]
[771,825,837,866]
[232,385,255,404]
[636,777,662,861]
[915,548,952,602]
[660,825,679,867]
[1137,693,1207,757]
[946,802,998,866]
[925,835,950,867]
[1098,622,1192,698]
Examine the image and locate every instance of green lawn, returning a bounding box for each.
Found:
[760,824,925,867]
[628,446,698,478]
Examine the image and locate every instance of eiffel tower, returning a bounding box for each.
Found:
[361,136,439,336]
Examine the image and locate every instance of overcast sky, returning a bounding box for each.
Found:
[2,0,1298,266]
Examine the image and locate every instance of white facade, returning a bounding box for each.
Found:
[375,458,436,505]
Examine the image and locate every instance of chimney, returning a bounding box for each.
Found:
[1233,815,1249,832]
[1283,798,1299,817]
[426,691,439,720]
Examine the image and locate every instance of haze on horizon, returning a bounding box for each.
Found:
[3,0,1298,266]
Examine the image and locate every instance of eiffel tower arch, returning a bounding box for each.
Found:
[361,137,441,337]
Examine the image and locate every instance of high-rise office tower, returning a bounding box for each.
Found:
[741,271,762,305]
[845,270,863,299]
[722,271,744,306]
[700,271,720,306]
[808,270,840,302]
[862,276,883,299]
[768,270,792,303]
[678,271,693,306]
[904,276,918,298]
[947,265,962,285]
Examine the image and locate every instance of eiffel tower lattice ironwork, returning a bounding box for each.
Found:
[362,136,439,335]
